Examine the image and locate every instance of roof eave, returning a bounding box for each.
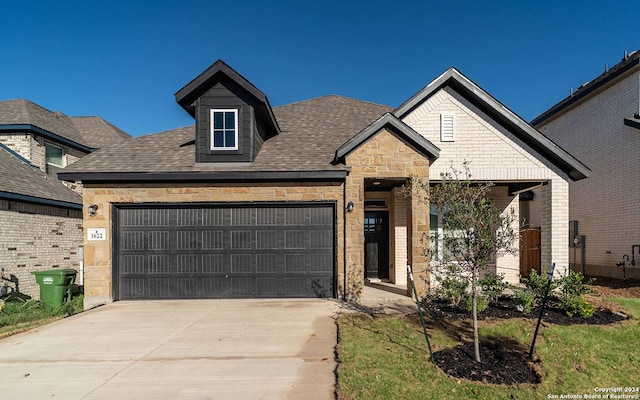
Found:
[334,113,440,163]
[532,55,640,126]
[0,124,95,153]
[0,191,82,210]
[57,170,348,183]
[393,68,590,181]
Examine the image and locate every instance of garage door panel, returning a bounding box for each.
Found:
[117,204,335,300]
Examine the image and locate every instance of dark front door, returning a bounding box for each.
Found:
[364,211,389,280]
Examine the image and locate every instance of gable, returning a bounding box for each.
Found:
[395,68,590,181]
[334,113,439,164]
[401,86,559,180]
[175,60,279,163]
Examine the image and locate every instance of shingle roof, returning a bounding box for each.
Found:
[59,95,392,176]
[0,99,130,149]
[69,116,131,148]
[0,144,82,207]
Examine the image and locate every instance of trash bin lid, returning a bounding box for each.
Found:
[31,269,77,276]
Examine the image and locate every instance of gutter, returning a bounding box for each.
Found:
[58,170,349,183]
[0,191,82,210]
[0,125,96,153]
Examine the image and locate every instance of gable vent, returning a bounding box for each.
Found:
[440,113,455,142]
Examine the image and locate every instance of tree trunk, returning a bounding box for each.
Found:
[472,268,481,363]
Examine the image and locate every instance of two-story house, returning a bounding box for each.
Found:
[532,50,640,279]
[0,99,130,297]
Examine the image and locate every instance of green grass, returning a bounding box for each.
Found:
[0,295,84,337]
[336,298,640,400]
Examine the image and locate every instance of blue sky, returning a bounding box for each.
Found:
[1,1,638,137]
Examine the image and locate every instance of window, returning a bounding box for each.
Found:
[210,109,238,150]
[440,113,455,142]
[45,143,64,177]
[429,204,467,262]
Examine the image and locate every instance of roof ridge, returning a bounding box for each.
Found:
[275,94,390,109]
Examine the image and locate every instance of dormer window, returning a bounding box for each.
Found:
[210,109,238,150]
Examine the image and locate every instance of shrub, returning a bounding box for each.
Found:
[434,276,468,307]
[465,294,489,313]
[478,273,509,304]
[559,271,595,298]
[521,269,560,306]
[514,289,535,314]
[559,295,595,318]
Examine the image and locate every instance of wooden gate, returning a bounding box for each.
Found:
[519,228,541,278]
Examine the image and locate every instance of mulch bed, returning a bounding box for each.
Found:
[433,339,542,386]
[420,295,630,385]
[424,296,629,326]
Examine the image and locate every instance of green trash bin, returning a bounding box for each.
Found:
[32,269,77,306]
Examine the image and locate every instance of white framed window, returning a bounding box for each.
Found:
[440,113,455,142]
[45,143,64,177]
[210,109,238,150]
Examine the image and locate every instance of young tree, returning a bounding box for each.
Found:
[412,162,518,363]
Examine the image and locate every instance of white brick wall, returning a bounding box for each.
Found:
[535,69,640,277]
[392,187,408,285]
[401,86,571,282]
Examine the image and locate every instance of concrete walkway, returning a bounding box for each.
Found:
[0,299,339,400]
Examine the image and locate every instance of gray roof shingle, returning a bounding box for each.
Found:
[60,95,392,175]
[0,145,82,206]
[0,99,130,149]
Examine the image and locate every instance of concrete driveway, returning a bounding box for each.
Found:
[0,299,339,400]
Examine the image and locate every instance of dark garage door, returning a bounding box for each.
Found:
[115,203,335,300]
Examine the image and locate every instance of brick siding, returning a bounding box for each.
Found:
[0,200,82,298]
[535,70,640,278]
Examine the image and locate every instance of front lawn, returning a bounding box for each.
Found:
[336,297,640,400]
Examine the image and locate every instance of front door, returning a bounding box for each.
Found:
[364,211,389,280]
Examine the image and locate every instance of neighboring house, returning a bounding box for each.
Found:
[0,99,130,298]
[59,60,589,309]
[532,50,640,279]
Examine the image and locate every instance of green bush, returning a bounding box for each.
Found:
[559,295,595,318]
[559,271,595,298]
[465,294,489,313]
[434,276,468,307]
[514,288,535,314]
[521,269,559,306]
[478,273,509,304]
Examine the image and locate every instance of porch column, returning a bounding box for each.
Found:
[409,189,430,296]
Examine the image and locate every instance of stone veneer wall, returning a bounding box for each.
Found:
[344,128,430,297]
[81,182,345,309]
[0,199,82,298]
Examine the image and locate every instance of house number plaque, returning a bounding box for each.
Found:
[88,228,106,241]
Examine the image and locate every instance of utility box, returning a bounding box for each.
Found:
[32,269,77,306]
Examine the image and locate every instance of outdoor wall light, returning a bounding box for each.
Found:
[346,201,354,213]
[87,204,99,217]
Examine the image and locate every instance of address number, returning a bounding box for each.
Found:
[88,228,106,241]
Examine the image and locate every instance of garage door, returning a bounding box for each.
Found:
[115,203,335,300]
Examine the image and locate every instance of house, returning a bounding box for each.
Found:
[0,99,130,297]
[532,50,640,279]
[58,60,589,309]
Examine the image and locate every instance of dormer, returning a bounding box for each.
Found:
[174,60,280,163]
